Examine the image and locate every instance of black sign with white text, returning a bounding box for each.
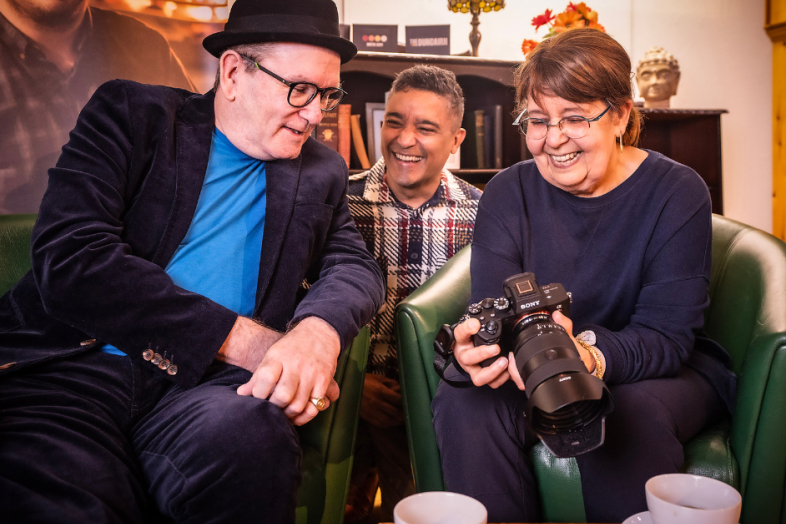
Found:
[405,25,450,55]
[352,24,398,53]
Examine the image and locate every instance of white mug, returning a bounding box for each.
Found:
[645,473,741,524]
[393,491,487,524]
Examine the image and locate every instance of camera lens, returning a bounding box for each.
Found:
[508,312,614,457]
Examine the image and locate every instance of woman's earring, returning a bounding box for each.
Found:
[618,134,623,153]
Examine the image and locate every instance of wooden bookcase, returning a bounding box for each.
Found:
[342,52,726,213]
[638,108,726,214]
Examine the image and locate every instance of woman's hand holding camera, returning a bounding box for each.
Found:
[453,318,512,388]
[453,311,595,391]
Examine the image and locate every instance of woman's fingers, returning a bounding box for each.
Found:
[508,351,526,390]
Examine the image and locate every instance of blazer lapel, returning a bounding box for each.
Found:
[255,155,302,312]
[152,91,216,268]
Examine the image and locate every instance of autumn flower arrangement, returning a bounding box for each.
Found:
[521,2,605,56]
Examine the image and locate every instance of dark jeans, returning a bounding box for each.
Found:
[0,351,301,524]
[432,366,724,523]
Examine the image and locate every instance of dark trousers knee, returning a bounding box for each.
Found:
[135,363,302,524]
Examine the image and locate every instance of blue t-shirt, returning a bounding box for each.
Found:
[102,128,266,356]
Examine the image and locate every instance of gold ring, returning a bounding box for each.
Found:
[310,397,327,411]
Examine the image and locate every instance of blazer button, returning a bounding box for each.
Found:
[158,359,170,370]
[167,365,178,376]
[142,349,154,361]
[0,362,17,370]
[80,339,96,346]
[151,353,163,365]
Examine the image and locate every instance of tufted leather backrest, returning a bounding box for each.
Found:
[706,215,786,375]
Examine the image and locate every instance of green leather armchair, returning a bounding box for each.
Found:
[0,214,366,524]
[395,214,786,524]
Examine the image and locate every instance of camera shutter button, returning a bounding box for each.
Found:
[481,298,495,309]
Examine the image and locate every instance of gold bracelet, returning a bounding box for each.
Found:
[576,339,604,380]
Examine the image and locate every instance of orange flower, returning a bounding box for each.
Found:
[587,21,605,32]
[552,9,584,30]
[575,2,592,16]
[524,3,604,46]
[551,20,586,34]
[521,38,539,56]
[531,8,554,31]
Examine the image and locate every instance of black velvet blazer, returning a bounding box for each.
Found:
[0,80,384,387]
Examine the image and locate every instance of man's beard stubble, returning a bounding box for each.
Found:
[6,0,86,31]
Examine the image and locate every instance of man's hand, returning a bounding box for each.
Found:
[359,374,404,428]
[453,318,510,388]
[215,316,285,371]
[237,317,341,426]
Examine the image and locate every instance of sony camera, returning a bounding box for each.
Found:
[440,272,614,458]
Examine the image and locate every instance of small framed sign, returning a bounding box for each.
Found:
[405,25,450,55]
[353,24,398,53]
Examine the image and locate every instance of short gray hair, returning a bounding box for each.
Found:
[212,42,278,92]
[389,65,465,130]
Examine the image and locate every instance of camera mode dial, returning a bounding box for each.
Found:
[494,297,509,311]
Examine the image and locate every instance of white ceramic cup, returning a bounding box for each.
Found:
[645,473,741,524]
[393,491,487,524]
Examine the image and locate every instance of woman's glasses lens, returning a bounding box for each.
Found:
[521,118,590,140]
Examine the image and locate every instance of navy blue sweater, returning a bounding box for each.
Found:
[471,151,727,388]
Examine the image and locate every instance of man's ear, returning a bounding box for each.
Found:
[451,128,467,154]
[218,51,244,102]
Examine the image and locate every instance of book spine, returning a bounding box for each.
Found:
[337,104,352,167]
[484,113,493,169]
[494,104,503,169]
[315,110,339,152]
[475,109,486,169]
[350,114,371,169]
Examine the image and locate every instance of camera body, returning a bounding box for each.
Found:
[467,273,571,352]
[465,272,614,458]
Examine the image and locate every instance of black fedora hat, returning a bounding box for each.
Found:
[203,0,357,64]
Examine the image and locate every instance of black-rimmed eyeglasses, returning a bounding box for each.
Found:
[513,103,612,140]
[239,54,347,112]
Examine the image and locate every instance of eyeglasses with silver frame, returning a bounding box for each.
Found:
[239,54,347,112]
[512,102,613,140]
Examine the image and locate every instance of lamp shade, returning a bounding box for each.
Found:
[448,0,505,13]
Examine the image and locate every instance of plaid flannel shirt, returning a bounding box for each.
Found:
[348,158,481,379]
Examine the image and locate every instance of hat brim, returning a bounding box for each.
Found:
[203,31,357,64]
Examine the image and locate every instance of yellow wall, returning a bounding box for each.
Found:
[775,42,786,239]
[770,0,786,239]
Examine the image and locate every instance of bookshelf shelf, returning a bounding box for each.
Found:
[638,108,726,214]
